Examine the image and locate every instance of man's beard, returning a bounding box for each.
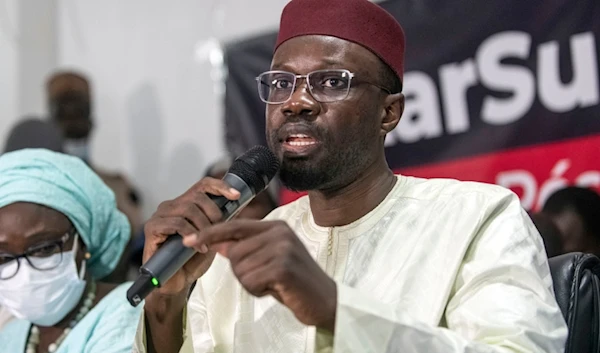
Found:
[270,127,374,192]
[278,157,335,192]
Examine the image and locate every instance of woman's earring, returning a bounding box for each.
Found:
[84,252,91,260]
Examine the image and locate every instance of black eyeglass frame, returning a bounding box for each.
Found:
[0,228,78,280]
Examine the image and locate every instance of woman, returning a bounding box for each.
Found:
[0,149,142,352]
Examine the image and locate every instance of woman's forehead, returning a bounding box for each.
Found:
[0,203,72,253]
[0,203,70,234]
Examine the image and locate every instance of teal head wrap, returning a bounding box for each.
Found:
[0,149,130,279]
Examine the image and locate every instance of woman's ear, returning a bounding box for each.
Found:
[74,236,91,270]
[80,239,91,260]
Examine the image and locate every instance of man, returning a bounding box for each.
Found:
[46,71,93,160]
[135,0,567,352]
[542,186,600,257]
[46,71,143,282]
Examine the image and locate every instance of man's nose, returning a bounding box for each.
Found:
[281,80,320,117]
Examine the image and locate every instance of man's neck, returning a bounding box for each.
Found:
[307,160,397,227]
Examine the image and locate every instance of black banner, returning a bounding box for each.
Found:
[223,0,600,208]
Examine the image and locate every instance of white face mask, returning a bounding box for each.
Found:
[0,235,87,326]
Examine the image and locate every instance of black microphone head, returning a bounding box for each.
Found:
[229,145,280,194]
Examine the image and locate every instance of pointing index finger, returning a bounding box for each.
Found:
[183,220,273,248]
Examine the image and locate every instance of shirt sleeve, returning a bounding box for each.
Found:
[331,194,568,353]
[187,280,216,352]
[133,255,236,353]
[132,302,195,353]
[132,311,147,353]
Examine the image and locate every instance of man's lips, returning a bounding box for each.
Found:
[284,133,318,147]
[280,133,321,156]
[274,124,322,155]
[277,123,321,144]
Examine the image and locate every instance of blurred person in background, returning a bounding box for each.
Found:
[3,117,64,154]
[47,70,143,282]
[530,212,564,258]
[542,186,600,257]
[0,149,142,352]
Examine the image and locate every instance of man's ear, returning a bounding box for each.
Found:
[380,93,404,136]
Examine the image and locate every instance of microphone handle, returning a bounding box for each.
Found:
[126,173,255,306]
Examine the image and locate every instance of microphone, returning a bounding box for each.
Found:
[127,145,280,307]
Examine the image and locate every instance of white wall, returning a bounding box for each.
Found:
[0,0,19,146]
[55,0,290,218]
[0,0,56,149]
[0,0,289,219]
[0,0,382,218]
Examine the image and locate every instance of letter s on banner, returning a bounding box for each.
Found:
[477,31,535,125]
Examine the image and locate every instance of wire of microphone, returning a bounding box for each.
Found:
[126,145,280,307]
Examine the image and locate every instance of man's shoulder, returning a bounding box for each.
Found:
[260,176,522,222]
[398,175,516,203]
[395,175,524,220]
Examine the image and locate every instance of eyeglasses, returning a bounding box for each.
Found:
[0,228,76,280]
[256,69,391,104]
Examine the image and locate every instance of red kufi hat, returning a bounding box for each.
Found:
[275,0,406,82]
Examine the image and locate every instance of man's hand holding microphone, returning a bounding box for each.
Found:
[138,146,338,353]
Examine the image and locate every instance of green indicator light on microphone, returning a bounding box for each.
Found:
[151,277,159,286]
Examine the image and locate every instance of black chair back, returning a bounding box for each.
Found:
[549,252,600,353]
